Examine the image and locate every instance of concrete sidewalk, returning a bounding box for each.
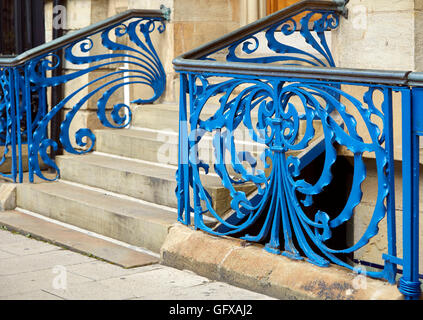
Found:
[0,228,274,300]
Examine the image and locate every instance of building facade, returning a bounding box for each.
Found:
[1,0,422,299]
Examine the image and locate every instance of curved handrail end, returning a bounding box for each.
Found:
[0,9,167,67]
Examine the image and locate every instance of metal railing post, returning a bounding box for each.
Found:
[178,73,191,225]
[399,88,422,299]
[7,68,18,183]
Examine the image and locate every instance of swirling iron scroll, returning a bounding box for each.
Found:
[202,10,339,68]
[0,67,14,180]
[184,75,394,280]
[26,17,166,180]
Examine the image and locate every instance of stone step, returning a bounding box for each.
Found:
[95,128,179,165]
[131,104,322,141]
[94,128,266,170]
[131,103,260,132]
[130,104,324,154]
[0,145,48,178]
[57,153,182,209]
[0,210,159,268]
[16,181,176,253]
[131,103,180,132]
[56,153,256,216]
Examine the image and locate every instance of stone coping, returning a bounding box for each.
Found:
[160,223,404,300]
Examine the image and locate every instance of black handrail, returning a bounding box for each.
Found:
[178,0,346,61]
[173,0,423,87]
[0,8,168,67]
[173,59,410,86]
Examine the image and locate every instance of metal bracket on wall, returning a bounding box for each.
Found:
[160,4,171,22]
[333,0,349,18]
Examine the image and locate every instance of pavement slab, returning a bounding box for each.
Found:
[2,290,64,300]
[0,239,60,256]
[0,228,274,300]
[66,260,164,281]
[0,267,92,298]
[0,249,96,276]
[0,249,16,260]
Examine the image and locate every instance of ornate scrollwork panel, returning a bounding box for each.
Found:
[22,17,166,180]
[202,10,339,68]
[181,74,396,280]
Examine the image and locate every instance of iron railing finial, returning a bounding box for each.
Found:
[333,0,349,18]
[160,5,171,21]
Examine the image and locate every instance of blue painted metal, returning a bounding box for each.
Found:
[175,2,423,299]
[202,8,339,68]
[0,67,17,181]
[179,74,396,277]
[177,73,191,226]
[399,88,422,299]
[379,87,397,284]
[0,14,167,182]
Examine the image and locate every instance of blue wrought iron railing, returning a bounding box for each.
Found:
[173,0,423,299]
[0,8,168,182]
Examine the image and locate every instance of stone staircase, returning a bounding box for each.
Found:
[13,101,326,256]
[13,103,257,255]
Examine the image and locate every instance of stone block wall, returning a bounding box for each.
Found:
[333,0,423,161]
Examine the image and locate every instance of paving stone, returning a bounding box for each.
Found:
[66,260,164,281]
[42,279,140,300]
[0,249,16,260]
[0,239,59,257]
[0,229,274,300]
[94,267,212,299]
[0,268,92,298]
[100,267,211,290]
[42,266,271,300]
[131,281,275,300]
[3,290,64,300]
[0,249,95,276]
[0,229,31,244]
[188,281,275,300]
